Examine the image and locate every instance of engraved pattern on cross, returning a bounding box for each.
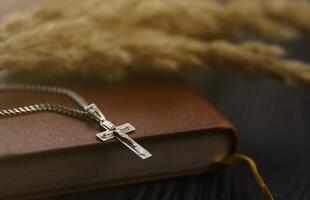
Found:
[85,104,152,159]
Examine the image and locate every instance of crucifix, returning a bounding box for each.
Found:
[85,104,152,159]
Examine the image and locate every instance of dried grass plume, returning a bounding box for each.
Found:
[0,0,310,84]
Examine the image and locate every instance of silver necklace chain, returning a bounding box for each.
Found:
[0,83,93,120]
[0,83,152,159]
[0,103,90,120]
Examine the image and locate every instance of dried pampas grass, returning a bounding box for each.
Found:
[0,0,310,84]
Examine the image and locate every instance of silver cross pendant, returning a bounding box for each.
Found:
[85,104,152,159]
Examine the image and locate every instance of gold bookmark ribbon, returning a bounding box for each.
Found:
[221,154,274,200]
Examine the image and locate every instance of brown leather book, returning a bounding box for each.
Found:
[0,73,238,199]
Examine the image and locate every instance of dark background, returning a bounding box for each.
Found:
[51,38,310,200]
